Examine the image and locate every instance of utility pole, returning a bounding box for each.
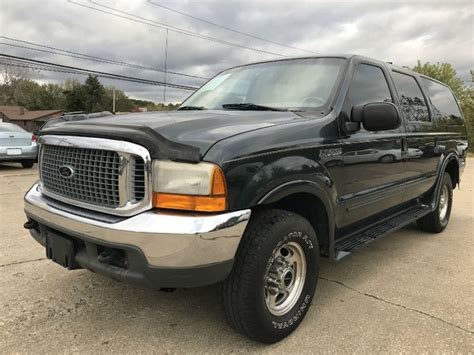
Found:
[163,29,169,107]
[112,88,116,113]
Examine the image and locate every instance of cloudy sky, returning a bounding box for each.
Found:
[1,0,472,104]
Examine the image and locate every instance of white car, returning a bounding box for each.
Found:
[0,123,38,168]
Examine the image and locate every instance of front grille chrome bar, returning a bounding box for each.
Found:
[38,135,152,217]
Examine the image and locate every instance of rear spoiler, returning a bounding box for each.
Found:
[39,122,201,163]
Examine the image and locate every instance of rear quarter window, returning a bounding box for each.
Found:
[421,78,463,125]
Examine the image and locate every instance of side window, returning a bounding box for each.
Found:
[391,72,430,122]
[421,78,463,124]
[348,64,392,106]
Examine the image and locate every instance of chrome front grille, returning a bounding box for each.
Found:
[131,157,145,202]
[41,145,121,207]
[38,135,152,216]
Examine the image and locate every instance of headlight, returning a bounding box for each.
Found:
[152,160,227,212]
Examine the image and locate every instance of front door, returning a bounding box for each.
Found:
[340,61,407,227]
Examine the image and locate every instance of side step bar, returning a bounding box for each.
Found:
[334,204,431,260]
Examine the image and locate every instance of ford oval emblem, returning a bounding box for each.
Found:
[59,165,74,179]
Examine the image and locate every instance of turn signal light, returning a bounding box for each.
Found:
[152,164,227,212]
[153,193,227,212]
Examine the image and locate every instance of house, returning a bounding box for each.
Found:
[0,105,63,132]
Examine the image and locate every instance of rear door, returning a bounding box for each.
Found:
[340,60,407,227]
[390,70,439,202]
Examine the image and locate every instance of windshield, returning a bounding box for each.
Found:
[182,58,346,111]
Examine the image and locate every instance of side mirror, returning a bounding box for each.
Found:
[351,102,401,131]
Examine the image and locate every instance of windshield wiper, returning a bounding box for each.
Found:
[178,106,207,110]
[222,103,288,112]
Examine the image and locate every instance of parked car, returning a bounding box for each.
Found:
[0,122,38,168]
[23,55,468,343]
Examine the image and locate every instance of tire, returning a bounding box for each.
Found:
[417,172,453,233]
[378,154,395,163]
[21,160,35,168]
[222,209,319,343]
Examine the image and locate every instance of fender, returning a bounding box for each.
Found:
[258,180,337,260]
[431,153,460,210]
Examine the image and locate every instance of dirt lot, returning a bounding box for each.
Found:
[0,161,473,353]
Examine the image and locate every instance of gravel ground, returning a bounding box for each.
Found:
[0,161,473,353]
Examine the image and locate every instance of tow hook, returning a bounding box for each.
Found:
[24,219,39,230]
[97,249,120,264]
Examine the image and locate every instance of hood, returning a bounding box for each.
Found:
[41,110,304,160]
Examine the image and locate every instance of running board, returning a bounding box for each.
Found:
[334,204,431,260]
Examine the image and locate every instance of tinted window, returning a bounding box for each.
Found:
[183,58,346,110]
[348,64,392,106]
[392,72,429,122]
[421,78,463,124]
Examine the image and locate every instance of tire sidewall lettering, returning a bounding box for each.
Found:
[271,294,311,329]
[265,229,316,330]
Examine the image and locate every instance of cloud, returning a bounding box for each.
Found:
[1,0,472,103]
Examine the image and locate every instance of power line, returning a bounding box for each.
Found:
[0,58,197,91]
[69,0,287,58]
[0,36,208,80]
[0,54,198,91]
[0,59,88,76]
[146,0,318,55]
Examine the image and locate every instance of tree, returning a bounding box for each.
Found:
[412,61,467,101]
[83,75,105,112]
[0,65,40,108]
[1,66,177,113]
[103,87,135,112]
[412,61,473,151]
[64,80,87,111]
[37,83,66,109]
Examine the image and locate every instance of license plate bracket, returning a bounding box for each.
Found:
[6,148,22,155]
[46,232,80,269]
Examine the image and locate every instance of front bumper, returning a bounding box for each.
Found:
[24,184,251,288]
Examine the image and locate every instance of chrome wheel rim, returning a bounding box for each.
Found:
[439,185,449,220]
[264,241,306,316]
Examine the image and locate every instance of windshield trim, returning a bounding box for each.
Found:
[180,56,349,113]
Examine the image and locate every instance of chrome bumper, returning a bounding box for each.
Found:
[24,183,251,268]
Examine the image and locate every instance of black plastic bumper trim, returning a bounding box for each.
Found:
[27,220,234,289]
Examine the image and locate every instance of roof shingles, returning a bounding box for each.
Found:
[0,105,63,121]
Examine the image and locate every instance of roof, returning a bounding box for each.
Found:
[0,105,63,121]
[0,105,23,112]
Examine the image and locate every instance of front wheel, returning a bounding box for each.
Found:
[222,210,319,343]
[417,172,453,233]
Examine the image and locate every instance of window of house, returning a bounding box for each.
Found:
[391,72,430,122]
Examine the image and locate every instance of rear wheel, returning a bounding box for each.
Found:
[222,209,319,343]
[417,172,453,233]
[21,160,35,168]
